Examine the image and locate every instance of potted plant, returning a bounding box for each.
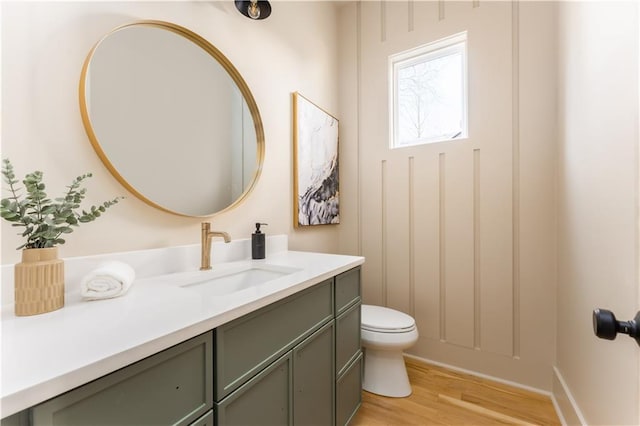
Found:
[1,159,122,316]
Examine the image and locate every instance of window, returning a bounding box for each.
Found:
[390,32,468,148]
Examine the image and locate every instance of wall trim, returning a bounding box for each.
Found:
[408,0,414,32]
[511,0,522,359]
[438,152,447,341]
[552,366,587,426]
[404,353,554,398]
[473,148,481,349]
[408,156,416,317]
[381,159,388,305]
[380,0,386,42]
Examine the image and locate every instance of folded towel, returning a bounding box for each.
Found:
[80,261,136,301]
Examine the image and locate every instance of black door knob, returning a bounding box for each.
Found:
[593,308,640,346]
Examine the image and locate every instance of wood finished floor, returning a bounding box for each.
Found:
[351,357,561,426]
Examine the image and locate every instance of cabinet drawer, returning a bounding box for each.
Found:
[32,332,213,426]
[335,267,360,315]
[216,352,292,426]
[336,352,363,426]
[336,301,361,377]
[215,279,333,400]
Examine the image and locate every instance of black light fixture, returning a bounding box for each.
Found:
[235,0,271,20]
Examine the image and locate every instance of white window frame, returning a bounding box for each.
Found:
[389,31,468,149]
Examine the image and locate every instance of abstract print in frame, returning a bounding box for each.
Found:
[293,92,339,227]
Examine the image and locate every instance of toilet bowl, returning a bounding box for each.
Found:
[360,304,419,398]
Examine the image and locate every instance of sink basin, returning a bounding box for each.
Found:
[162,263,301,298]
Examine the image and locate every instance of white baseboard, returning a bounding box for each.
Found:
[552,366,587,426]
[403,353,573,423]
[402,353,587,425]
[403,353,552,397]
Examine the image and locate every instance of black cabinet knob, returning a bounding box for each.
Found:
[593,308,640,346]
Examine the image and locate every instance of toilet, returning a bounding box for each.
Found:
[360,304,419,397]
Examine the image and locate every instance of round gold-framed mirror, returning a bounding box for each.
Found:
[80,20,264,217]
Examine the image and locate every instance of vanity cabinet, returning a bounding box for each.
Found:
[3,266,362,426]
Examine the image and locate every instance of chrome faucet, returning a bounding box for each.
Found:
[200,222,231,270]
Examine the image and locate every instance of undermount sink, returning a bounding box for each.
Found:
[160,263,301,298]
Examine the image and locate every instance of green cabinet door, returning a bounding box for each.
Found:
[293,321,335,426]
[32,332,213,426]
[216,352,292,426]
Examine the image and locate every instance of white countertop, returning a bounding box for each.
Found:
[1,247,364,418]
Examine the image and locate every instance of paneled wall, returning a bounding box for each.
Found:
[337,1,557,390]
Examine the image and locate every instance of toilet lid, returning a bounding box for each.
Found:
[361,305,416,333]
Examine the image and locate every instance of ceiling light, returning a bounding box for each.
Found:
[235,0,271,20]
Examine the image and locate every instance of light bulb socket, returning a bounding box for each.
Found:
[235,0,271,20]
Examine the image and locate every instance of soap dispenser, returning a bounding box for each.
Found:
[252,223,268,260]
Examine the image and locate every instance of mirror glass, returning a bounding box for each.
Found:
[80,21,264,217]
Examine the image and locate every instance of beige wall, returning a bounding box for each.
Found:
[6,2,639,420]
[337,1,557,390]
[0,1,340,264]
[556,1,640,424]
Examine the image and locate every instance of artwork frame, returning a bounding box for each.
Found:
[292,92,340,227]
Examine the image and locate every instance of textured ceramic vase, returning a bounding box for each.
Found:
[14,247,64,316]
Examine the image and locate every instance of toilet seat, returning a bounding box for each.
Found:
[361,305,416,333]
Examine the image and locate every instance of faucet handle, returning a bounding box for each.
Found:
[201,222,211,231]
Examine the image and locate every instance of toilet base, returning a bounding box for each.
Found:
[362,347,412,397]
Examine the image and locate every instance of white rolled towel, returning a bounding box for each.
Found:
[80,261,136,300]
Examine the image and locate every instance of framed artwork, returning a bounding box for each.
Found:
[293,92,340,227]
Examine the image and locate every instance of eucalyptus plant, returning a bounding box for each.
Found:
[0,159,123,250]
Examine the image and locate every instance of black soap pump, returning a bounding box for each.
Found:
[252,223,267,259]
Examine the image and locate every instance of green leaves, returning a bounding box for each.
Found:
[1,159,19,189]
[1,158,123,250]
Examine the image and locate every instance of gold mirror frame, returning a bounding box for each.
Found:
[79,20,265,217]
